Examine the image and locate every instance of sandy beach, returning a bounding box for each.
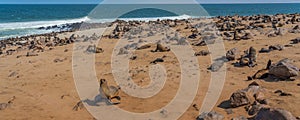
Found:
[0,14,300,120]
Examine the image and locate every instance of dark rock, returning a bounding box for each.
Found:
[197,111,224,120]
[231,116,248,120]
[230,90,250,108]
[208,60,225,72]
[254,108,297,120]
[269,59,299,79]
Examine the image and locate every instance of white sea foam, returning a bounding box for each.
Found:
[0,14,206,40]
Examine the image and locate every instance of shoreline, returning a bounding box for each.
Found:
[0,12,300,119]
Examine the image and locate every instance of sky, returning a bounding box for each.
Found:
[0,0,300,4]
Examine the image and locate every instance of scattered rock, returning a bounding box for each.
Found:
[208,60,225,72]
[197,111,224,120]
[230,90,251,108]
[254,108,297,120]
[269,59,299,79]
[231,116,248,120]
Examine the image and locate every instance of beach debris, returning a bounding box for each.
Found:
[197,111,224,120]
[254,108,297,120]
[269,59,299,79]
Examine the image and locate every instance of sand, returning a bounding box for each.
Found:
[0,16,300,120]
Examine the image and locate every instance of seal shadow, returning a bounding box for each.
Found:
[217,100,231,109]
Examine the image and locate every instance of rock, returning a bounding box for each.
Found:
[230,90,251,108]
[231,116,248,120]
[208,60,225,72]
[254,108,297,120]
[269,59,299,79]
[195,50,211,56]
[197,111,224,120]
[226,48,238,61]
[150,57,164,64]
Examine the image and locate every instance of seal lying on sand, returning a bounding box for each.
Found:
[99,79,121,104]
[151,43,170,52]
[248,60,272,80]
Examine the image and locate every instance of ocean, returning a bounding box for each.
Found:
[0,3,300,40]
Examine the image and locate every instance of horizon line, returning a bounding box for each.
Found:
[0,2,300,4]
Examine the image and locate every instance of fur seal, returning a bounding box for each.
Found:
[99,79,121,104]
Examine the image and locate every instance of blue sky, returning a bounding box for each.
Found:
[0,0,300,4]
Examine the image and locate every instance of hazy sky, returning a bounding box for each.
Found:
[0,0,300,4]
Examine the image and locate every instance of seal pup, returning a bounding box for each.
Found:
[151,43,170,52]
[248,47,257,67]
[99,79,121,105]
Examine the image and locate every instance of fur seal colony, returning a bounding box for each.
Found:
[0,13,300,119]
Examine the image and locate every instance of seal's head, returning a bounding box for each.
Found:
[99,79,107,86]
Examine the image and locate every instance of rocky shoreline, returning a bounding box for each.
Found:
[0,13,300,120]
